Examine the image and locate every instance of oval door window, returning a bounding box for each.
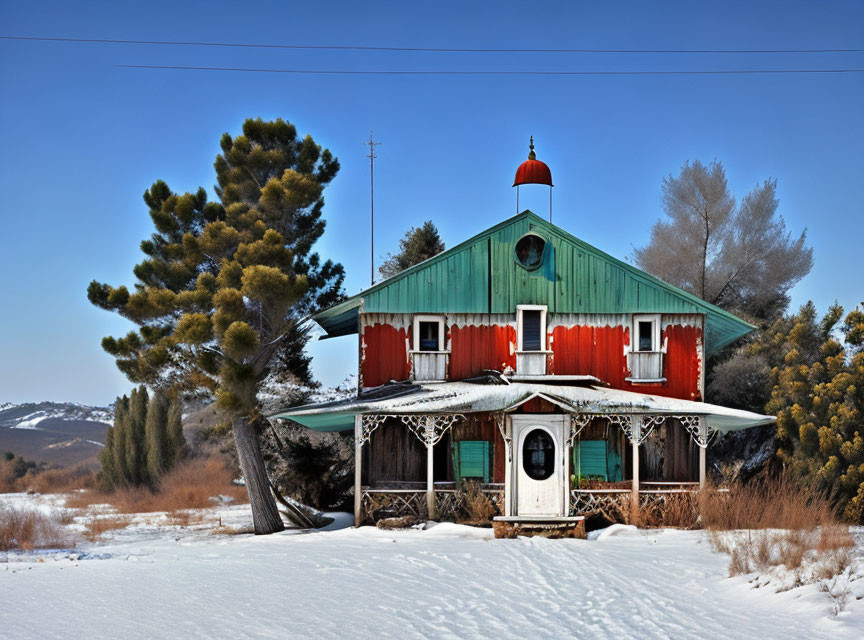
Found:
[522,429,555,480]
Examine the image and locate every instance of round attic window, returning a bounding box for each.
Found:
[515,233,545,270]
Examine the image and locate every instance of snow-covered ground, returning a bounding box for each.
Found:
[1,494,863,639]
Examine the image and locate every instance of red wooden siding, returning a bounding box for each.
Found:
[361,317,702,401]
[517,397,558,413]
[550,323,702,400]
[448,325,516,380]
[548,325,631,388]
[659,324,703,401]
[361,323,409,387]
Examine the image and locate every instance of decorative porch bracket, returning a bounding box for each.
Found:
[358,414,388,447]
[493,412,511,460]
[567,414,593,446]
[618,414,664,445]
[566,413,715,448]
[399,414,464,446]
[677,415,718,449]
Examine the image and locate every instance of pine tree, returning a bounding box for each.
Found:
[166,392,188,465]
[379,221,445,279]
[112,396,130,486]
[126,387,149,486]
[761,301,864,521]
[215,118,344,386]
[88,118,341,534]
[100,410,118,489]
[145,390,170,482]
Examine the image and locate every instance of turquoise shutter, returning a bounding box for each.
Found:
[574,440,608,480]
[453,441,491,483]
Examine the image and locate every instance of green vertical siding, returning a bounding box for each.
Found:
[314,211,755,353]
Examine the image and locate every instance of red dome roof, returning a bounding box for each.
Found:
[513,137,553,187]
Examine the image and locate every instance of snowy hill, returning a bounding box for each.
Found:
[0,401,112,467]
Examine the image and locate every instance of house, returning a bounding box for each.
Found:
[272,147,774,536]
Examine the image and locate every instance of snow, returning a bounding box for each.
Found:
[587,523,638,540]
[0,402,114,428]
[1,496,862,638]
[273,380,774,433]
[10,413,47,429]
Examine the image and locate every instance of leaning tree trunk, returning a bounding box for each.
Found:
[232,414,285,535]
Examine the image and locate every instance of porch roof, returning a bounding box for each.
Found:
[269,381,775,434]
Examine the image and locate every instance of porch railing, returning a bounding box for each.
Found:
[360,488,427,524]
[570,486,710,520]
[435,484,506,521]
[360,484,504,524]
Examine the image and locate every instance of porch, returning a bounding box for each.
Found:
[352,410,719,525]
[270,380,774,526]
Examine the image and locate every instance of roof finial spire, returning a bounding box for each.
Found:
[528,136,536,160]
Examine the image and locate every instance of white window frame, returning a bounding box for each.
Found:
[516,305,549,353]
[632,314,662,353]
[411,315,447,353]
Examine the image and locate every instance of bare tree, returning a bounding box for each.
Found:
[634,160,812,323]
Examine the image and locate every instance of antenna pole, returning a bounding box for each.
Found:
[366,131,381,285]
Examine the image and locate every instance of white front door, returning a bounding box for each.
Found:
[513,415,567,517]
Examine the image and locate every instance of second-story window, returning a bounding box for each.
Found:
[628,314,664,382]
[517,305,547,352]
[419,321,440,351]
[633,314,660,352]
[637,320,654,351]
[411,315,448,381]
[413,315,445,352]
[522,310,542,351]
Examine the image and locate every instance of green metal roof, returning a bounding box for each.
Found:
[314,211,755,354]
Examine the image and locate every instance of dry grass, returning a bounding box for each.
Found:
[23,466,98,494]
[641,492,700,528]
[66,457,247,513]
[698,476,835,532]
[0,460,98,495]
[165,510,206,528]
[82,515,132,542]
[698,476,855,582]
[0,503,77,551]
[458,482,499,525]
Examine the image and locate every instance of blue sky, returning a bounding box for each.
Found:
[1,1,862,405]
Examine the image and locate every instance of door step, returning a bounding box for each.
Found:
[492,516,586,539]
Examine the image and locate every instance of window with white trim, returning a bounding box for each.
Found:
[517,305,547,352]
[633,314,661,352]
[413,315,446,352]
[628,314,664,382]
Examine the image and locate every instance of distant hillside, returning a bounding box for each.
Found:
[0,401,112,467]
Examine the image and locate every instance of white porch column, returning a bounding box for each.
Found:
[498,414,512,517]
[631,415,641,515]
[425,417,436,520]
[354,414,363,526]
[698,416,707,489]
